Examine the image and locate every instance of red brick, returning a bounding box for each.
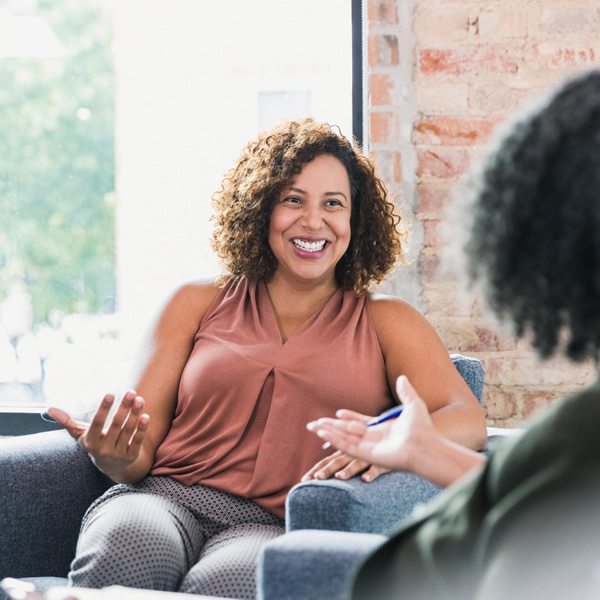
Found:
[422,283,475,318]
[522,390,562,419]
[368,35,399,67]
[368,0,398,25]
[370,112,399,144]
[419,251,457,284]
[540,6,600,33]
[371,150,402,183]
[528,42,600,69]
[416,82,469,113]
[414,5,472,41]
[482,387,518,421]
[419,46,519,76]
[414,117,499,146]
[370,73,395,106]
[423,219,442,247]
[416,148,470,179]
[478,8,528,39]
[470,82,532,114]
[416,182,452,216]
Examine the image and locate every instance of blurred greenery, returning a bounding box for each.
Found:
[0,0,115,323]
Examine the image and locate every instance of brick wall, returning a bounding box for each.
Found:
[368,0,598,427]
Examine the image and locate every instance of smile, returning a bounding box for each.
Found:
[292,239,327,252]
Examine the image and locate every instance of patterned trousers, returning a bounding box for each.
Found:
[68,476,285,599]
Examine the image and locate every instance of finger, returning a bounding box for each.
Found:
[102,391,137,446]
[334,409,372,424]
[334,457,370,480]
[308,418,367,436]
[86,394,116,441]
[46,406,88,440]
[301,451,351,481]
[395,375,420,406]
[312,425,364,457]
[125,413,150,457]
[117,395,145,449]
[361,464,391,483]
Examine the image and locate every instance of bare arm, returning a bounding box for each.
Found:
[48,282,220,483]
[369,294,488,450]
[308,375,486,488]
[303,294,487,484]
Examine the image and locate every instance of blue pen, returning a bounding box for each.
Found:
[366,404,403,427]
[321,405,403,449]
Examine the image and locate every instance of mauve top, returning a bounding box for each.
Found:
[151,276,395,518]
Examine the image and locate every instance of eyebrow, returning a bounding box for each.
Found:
[289,187,348,201]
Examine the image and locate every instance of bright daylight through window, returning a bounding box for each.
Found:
[0,0,361,433]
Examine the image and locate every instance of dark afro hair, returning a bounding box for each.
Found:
[464,70,600,362]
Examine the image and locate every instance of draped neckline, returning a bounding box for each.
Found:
[259,280,344,346]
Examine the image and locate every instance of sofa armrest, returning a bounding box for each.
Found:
[0,430,113,578]
[286,470,441,534]
[259,529,384,600]
[286,428,521,534]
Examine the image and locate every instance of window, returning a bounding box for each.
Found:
[0,0,366,435]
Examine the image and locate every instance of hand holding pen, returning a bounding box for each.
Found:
[306,375,437,474]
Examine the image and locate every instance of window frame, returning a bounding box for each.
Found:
[1,0,368,436]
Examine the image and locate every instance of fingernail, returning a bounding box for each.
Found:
[322,441,331,450]
[306,422,315,430]
[335,471,346,479]
[134,397,143,409]
[363,474,371,482]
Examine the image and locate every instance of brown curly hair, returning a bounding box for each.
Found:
[211,118,404,294]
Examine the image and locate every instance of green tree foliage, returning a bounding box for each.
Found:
[0,0,115,323]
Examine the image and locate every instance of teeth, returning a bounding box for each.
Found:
[293,239,327,252]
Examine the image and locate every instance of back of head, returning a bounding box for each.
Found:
[463,70,600,362]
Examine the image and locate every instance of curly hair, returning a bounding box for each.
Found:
[463,70,600,362]
[211,118,404,295]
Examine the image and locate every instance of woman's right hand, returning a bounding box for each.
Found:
[47,390,150,481]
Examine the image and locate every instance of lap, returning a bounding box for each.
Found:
[70,476,285,596]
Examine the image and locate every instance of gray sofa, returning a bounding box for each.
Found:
[0,355,506,599]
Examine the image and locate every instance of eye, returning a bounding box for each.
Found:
[325,198,344,208]
[282,195,302,204]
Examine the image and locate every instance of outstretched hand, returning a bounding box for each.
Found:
[47,390,149,480]
[307,375,438,474]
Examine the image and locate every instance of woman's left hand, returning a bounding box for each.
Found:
[301,440,390,483]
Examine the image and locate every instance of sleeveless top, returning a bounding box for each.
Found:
[151,277,394,518]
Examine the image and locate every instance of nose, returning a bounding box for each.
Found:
[300,203,323,230]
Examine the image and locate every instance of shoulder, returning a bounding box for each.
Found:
[154,279,223,340]
[168,279,222,313]
[367,292,429,328]
[366,291,441,351]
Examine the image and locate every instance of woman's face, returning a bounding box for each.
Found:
[268,154,352,288]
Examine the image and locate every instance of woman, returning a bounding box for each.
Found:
[309,71,600,600]
[48,119,486,599]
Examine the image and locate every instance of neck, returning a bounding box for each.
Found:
[266,273,339,320]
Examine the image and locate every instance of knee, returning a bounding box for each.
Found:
[180,524,284,600]
[69,494,197,591]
